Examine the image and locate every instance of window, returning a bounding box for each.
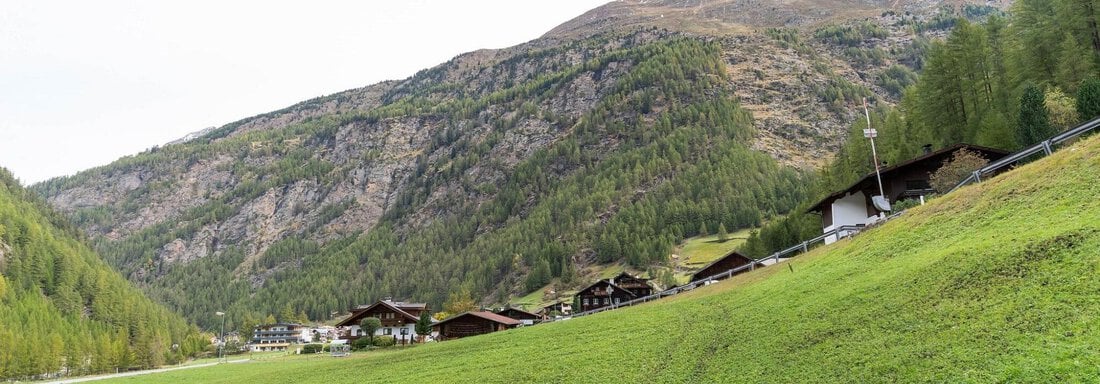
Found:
[905,180,931,191]
[387,313,394,319]
[583,298,589,306]
[604,298,610,305]
[384,328,393,335]
[614,298,620,305]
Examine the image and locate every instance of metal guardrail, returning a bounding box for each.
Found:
[949,116,1100,193]
[570,213,906,318]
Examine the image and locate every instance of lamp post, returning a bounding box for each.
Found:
[400,327,408,346]
[216,311,225,362]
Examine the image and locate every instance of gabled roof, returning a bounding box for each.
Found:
[336,300,423,326]
[690,251,760,281]
[806,143,1011,214]
[575,279,636,298]
[493,306,540,320]
[611,271,649,281]
[433,311,521,327]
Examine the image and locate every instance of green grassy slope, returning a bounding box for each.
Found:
[105,135,1100,383]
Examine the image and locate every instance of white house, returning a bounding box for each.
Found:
[335,300,430,345]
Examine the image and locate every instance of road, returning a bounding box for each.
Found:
[42,359,249,384]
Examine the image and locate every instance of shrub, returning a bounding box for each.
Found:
[352,337,372,351]
[301,344,323,354]
[930,149,989,193]
[373,336,396,348]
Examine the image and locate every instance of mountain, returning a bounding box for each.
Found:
[95,121,1100,384]
[31,0,1002,329]
[0,168,205,380]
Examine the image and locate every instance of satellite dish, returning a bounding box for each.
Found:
[872,195,892,212]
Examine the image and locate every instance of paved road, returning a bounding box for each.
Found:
[42,359,249,384]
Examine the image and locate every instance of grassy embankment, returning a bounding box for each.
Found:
[105,135,1100,383]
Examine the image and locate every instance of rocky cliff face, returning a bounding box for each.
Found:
[33,0,1006,325]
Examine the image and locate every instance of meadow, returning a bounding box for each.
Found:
[103,135,1100,383]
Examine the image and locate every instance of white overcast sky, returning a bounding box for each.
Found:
[0,0,608,184]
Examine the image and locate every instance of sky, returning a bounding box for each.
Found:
[0,0,609,184]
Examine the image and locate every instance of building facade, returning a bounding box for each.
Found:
[250,323,306,352]
[336,300,430,344]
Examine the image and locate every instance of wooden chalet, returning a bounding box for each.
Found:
[493,306,540,325]
[690,251,763,283]
[539,300,572,317]
[432,311,520,340]
[336,299,429,342]
[608,272,654,297]
[574,279,636,312]
[807,143,1010,244]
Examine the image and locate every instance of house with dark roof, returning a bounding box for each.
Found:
[690,251,763,283]
[493,306,541,326]
[608,272,654,297]
[336,299,430,343]
[574,279,636,312]
[539,300,572,317]
[807,143,1009,244]
[432,311,520,340]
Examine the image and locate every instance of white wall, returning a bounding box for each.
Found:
[346,323,420,339]
[824,191,868,244]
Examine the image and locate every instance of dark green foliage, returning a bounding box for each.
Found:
[0,169,204,380]
[1077,77,1100,121]
[875,65,918,98]
[359,318,381,347]
[415,312,432,340]
[1017,82,1054,146]
[301,344,322,354]
[814,22,888,46]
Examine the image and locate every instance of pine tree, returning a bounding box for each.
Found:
[717,223,729,242]
[1077,77,1100,121]
[1017,82,1054,147]
[698,222,708,237]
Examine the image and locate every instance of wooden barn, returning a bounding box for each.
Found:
[432,311,520,340]
[690,251,762,283]
[574,280,636,312]
[493,306,540,325]
[608,272,654,297]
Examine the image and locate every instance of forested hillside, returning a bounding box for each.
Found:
[741,0,1100,256]
[30,0,1001,331]
[0,168,205,380]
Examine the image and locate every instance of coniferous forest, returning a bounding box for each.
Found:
[741,0,1100,256]
[0,169,205,380]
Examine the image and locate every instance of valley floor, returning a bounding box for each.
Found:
[98,135,1100,383]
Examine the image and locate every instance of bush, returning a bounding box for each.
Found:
[930,149,989,193]
[352,337,372,351]
[373,336,396,348]
[301,344,323,354]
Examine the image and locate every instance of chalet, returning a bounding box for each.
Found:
[250,323,306,352]
[493,306,540,326]
[608,272,654,297]
[336,299,430,343]
[807,143,1009,244]
[432,311,520,340]
[690,251,763,283]
[539,300,572,317]
[574,279,636,313]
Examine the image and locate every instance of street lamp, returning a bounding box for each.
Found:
[216,311,225,362]
[400,327,408,346]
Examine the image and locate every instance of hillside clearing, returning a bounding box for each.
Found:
[103,135,1100,383]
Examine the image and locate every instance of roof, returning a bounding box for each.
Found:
[690,251,759,281]
[433,311,521,327]
[806,143,1011,214]
[575,279,636,298]
[493,306,540,319]
[336,300,423,326]
[611,271,649,281]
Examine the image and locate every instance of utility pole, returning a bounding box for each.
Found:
[863,98,886,200]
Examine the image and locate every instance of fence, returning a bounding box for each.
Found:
[949,116,1100,193]
[571,214,905,318]
[571,117,1100,319]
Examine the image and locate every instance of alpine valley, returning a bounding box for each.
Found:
[30,0,1007,331]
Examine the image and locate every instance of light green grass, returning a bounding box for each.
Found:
[677,228,752,268]
[103,135,1100,383]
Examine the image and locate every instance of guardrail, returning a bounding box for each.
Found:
[949,116,1100,193]
[570,213,905,318]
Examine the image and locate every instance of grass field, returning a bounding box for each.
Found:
[676,228,752,268]
[103,135,1100,383]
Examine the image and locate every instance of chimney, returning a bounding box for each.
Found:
[922,144,933,154]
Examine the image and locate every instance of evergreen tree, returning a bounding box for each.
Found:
[717,223,729,242]
[1077,77,1100,121]
[1017,82,1054,146]
[415,312,432,342]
